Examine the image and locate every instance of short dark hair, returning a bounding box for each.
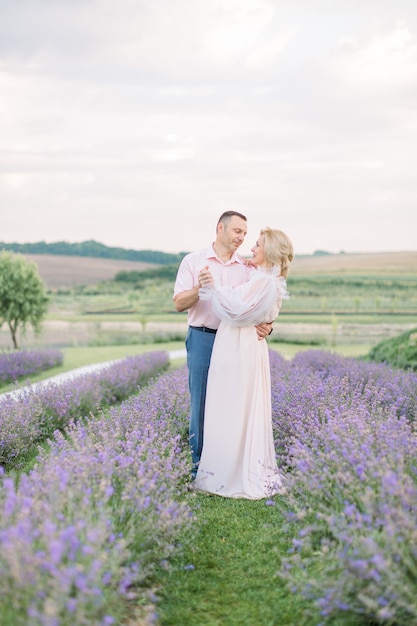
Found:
[217,211,247,227]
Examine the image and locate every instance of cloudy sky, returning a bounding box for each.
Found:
[1,0,416,256]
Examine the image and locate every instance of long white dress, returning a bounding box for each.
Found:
[194,268,289,500]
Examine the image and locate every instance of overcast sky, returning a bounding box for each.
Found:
[1,0,416,256]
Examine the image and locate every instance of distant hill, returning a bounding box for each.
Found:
[10,250,415,291]
[290,251,417,275]
[2,240,416,290]
[0,239,187,265]
[19,255,162,290]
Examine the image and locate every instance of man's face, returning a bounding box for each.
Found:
[218,216,248,251]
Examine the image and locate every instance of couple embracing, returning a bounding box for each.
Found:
[173,211,293,500]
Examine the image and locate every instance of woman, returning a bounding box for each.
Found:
[194,227,293,499]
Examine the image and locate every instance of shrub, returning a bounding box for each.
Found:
[0,349,63,384]
[270,350,417,625]
[0,366,192,625]
[366,327,417,371]
[0,351,169,470]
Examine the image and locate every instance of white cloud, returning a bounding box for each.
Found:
[1,0,417,254]
[334,21,417,88]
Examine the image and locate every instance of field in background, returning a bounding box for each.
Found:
[290,250,417,275]
[23,250,417,289]
[23,254,158,289]
[1,251,416,351]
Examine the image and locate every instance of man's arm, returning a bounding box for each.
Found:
[255,321,273,340]
[173,285,200,312]
[174,266,213,312]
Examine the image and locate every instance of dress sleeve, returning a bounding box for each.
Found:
[199,271,289,327]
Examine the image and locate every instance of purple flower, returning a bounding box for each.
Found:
[0,349,63,383]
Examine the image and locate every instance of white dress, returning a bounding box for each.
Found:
[194,268,289,499]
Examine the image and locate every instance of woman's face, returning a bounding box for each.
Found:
[250,234,266,266]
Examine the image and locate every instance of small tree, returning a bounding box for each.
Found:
[0,251,49,349]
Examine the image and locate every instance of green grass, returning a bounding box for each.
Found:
[270,342,372,360]
[155,494,317,626]
[60,341,185,370]
[150,493,374,626]
[152,494,367,626]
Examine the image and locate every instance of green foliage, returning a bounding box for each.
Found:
[366,327,417,371]
[71,281,176,316]
[286,275,417,314]
[114,263,180,284]
[75,272,417,320]
[0,251,49,349]
[50,264,417,320]
[0,239,187,264]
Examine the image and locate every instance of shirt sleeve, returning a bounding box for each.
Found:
[173,254,195,297]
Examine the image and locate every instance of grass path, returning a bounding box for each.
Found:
[152,493,372,626]
[154,493,317,626]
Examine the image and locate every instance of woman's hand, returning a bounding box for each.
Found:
[198,266,214,287]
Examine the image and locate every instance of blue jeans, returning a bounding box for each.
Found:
[185,326,216,478]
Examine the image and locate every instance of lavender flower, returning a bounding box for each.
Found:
[0,363,192,625]
[0,349,63,384]
[272,349,417,624]
[0,351,170,470]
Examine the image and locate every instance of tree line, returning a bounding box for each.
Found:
[114,265,179,284]
[0,240,188,265]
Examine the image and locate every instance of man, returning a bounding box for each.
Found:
[173,211,273,479]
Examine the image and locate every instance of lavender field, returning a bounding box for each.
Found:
[0,349,416,624]
[0,349,63,384]
[0,352,191,626]
[269,350,417,624]
[0,351,170,470]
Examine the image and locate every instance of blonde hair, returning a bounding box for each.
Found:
[260,227,294,278]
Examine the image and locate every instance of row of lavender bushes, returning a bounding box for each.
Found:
[0,363,193,626]
[1,348,417,624]
[0,351,170,470]
[268,350,417,625]
[0,349,63,384]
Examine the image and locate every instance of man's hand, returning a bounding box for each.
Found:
[173,266,214,312]
[255,322,273,340]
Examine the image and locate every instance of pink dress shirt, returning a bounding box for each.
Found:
[173,245,250,330]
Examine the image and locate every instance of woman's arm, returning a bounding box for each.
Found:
[199,272,288,327]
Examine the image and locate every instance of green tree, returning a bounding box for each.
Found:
[0,251,49,349]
